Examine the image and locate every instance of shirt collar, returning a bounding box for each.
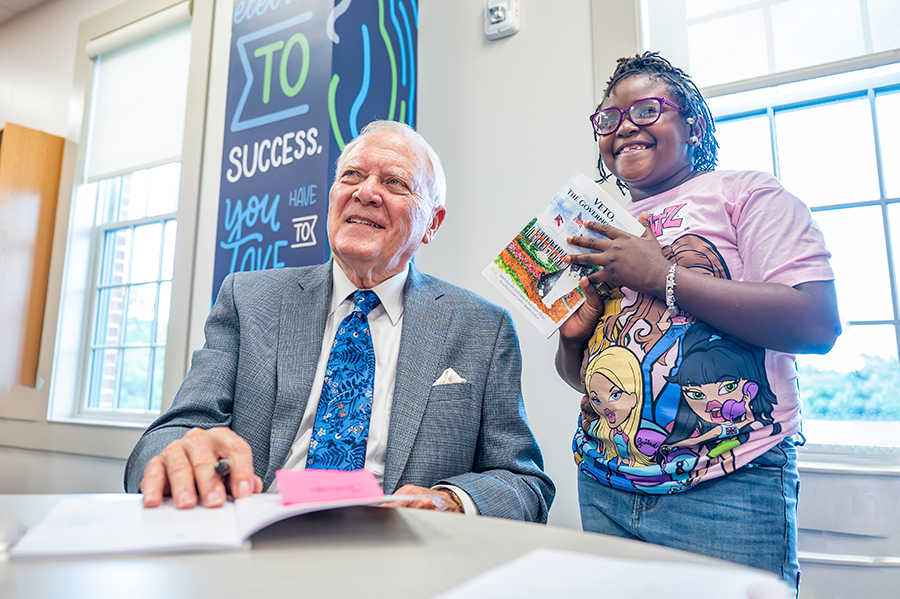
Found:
[330,261,408,326]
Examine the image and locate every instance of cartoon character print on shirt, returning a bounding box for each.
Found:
[582,347,655,469]
[576,217,782,493]
[660,322,781,487]
[587,234,732,446]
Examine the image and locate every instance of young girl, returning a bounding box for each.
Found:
[555,52,840,590]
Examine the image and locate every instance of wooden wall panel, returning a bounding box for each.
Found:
[0,123,65,388]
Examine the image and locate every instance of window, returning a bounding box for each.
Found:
[709,62,900,448]
[48,0,208,428]
[642,0,900,93]
[83,164,179,415]
[639,0,900,451]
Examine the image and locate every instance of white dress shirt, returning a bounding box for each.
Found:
[270,262,477,515]
[277,262,406,482]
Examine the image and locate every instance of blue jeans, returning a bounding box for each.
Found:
[578,439,800,590]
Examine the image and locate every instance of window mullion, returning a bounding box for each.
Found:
[112,337,124,411]
[767,106,779,179]
[148,250,164,411]
[122,223,136,350]
[868,88,900,360]
[96,211,177,232]
[870,89,888,202]
[762,1,775,75]
[148,218,171,411]
[880,202,900,359]
[77,213,112,414]
[860,0,874,56]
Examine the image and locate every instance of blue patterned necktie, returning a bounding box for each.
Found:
[306,290,381,471]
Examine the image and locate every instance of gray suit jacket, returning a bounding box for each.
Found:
[125,261,555,522]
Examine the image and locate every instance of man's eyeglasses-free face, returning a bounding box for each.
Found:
[590,97,686,137]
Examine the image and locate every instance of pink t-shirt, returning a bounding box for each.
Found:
[574,170,834,494]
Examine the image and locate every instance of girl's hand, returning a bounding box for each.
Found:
[558,276,605,342]
[555,276,603,391]
[565,213,671,298]
[556,277,603,393]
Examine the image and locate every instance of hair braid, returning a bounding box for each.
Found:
[595,52,718,190]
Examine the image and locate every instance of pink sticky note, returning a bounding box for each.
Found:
[275,469,384,505]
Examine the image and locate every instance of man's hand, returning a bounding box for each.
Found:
[139,427,263,509]
[379,484,464,513]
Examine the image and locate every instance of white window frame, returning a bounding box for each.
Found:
[53,0,211,428]
[78,176,179,421]
[0,0,215,459]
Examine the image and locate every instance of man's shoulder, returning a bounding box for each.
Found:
[220,264,330,303]
[412,270,510,320]
[228,263,328,286]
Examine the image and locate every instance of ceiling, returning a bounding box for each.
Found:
[0,0,52,27]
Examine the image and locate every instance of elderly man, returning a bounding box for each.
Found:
[125,120,554,522]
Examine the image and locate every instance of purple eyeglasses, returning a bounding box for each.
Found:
[590,97,686,136]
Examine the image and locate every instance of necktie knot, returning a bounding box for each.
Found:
[353,290,381,317]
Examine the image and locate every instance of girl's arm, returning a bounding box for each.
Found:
[555,278,605,391]
[566,217,841,355]
[659,271,839,354]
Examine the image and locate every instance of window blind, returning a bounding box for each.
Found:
[85,16,192,181]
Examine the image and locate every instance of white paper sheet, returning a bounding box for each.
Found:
[433,548,793,599]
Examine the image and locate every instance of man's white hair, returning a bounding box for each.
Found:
[335,120,447,209]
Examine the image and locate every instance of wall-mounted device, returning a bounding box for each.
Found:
[484,0,520,41]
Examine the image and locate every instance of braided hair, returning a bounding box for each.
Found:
[596,52,718,194]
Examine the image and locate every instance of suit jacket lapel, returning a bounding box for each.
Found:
[264,261,332,488]
[382,264,452,493]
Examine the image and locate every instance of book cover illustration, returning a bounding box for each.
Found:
[483,172,644,338]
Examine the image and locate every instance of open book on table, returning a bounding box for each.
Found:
[11,469,412,558]
[483,172,644,337]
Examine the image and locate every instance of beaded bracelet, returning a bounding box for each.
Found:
[665,264,678,315]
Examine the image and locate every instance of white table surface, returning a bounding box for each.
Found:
[0,494,767,599]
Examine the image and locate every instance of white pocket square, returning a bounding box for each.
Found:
[432,367,467,386]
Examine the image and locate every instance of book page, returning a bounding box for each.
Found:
[483,172,642,337]
[10,495,244,558]
[10,492,426,559]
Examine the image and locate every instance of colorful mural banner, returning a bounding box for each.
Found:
[213,0,419,299]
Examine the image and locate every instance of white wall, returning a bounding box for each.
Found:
[0,0,123,139]
[414,0,602,530]
[0,446,124,493]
